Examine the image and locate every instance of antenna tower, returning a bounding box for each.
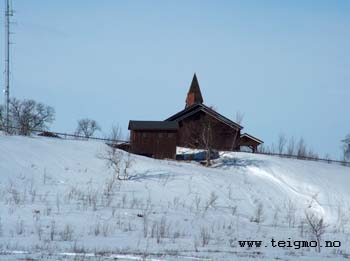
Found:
[4,0,13,133]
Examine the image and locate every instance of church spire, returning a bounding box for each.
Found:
[185,73,203,108]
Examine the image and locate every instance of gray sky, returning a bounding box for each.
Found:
[1,0,350,159]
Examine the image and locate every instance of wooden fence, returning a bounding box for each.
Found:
[241,151,350,167]
[1,126,349,167]
[0,126,129,144]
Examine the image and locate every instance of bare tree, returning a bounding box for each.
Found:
[235,111,244,125]
[109,125,122,140]
[0,98,55,135]
[201,118,215,166]
[182,115,216,166]
[342,134,350,162]
[257,144,266,153]
[307,148,319,160]
[297,138,307,158]
[277,133,287,154]
[287,136,295,156]
[227,111,244,152]
[105,124,123,146]
[76,118,101,138]
[304,210,327,253]
[324,153,331,163]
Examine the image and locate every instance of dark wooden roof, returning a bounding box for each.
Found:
[128,121,179,131]
[165,103,243,130]
[240,133,263,144]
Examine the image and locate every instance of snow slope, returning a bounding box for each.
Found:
[0,134,349,260]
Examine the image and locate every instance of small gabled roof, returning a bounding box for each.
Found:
[128,120,178,131]
[165,103,243,130]
[240,133,263,144]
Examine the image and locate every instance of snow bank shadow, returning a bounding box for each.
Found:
[213,157,267,169]
[129,170,179,182]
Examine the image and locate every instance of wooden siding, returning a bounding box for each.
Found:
[176,111,240,151]
[130,130,177,159]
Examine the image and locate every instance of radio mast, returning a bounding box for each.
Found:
[4,0,13,132]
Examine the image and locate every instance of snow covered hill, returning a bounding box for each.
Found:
[0,134,349,260]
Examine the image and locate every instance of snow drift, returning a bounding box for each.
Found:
[0,134,349,260]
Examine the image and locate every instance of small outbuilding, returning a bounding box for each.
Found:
[128,121,178,159]
[239,133,263,153]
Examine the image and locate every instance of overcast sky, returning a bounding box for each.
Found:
[1,0,349,159]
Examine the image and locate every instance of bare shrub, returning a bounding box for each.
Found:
[59,224,74,241]
[103,176,117,198]
[334,205,350,233]
[299,219,306,237]
[50,220,56,241]
[304,210,327,253]
[251,202,264,224]
[272,207,280,228]
[44,202,52,216]
[55,193,60,214]
[193,236,199,252]
[172,230,181,242]
[35,222,43,241]
[227,184,232,200]
[15,218,25,235]
[99,146,132,180]
[193,194,201,214]
[150,216,170,244]
[122,152,134,180]
[29,180,37,203]
[7,183,21,205]
[285,199,297,228]
[200,227,211,247]
[143,214,149,238]
[204,192,218,213]
[91,222,101,236]
[102,223,111,237]
[122,193,127,208]
[159,216,169,239]
[231,205,238,216]
[72,241,86,254]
